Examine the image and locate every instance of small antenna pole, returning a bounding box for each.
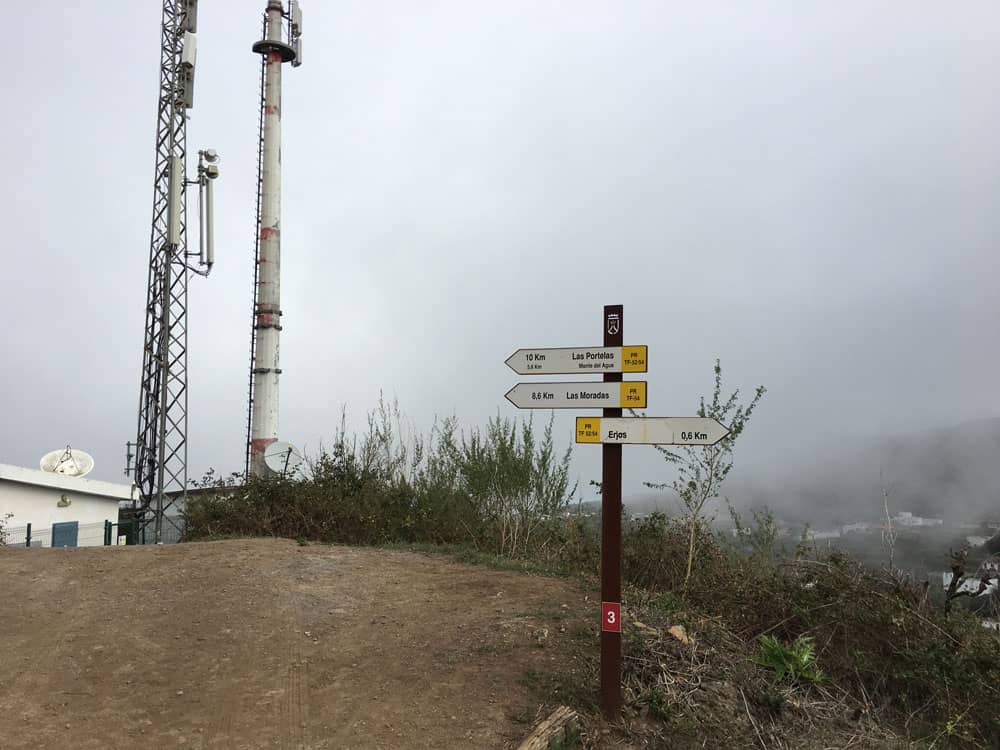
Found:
[124,441,136,477]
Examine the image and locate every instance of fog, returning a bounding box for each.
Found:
[1,2,998,521]
[636,417,1000,528]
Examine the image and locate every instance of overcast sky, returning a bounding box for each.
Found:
[2,1,998,505]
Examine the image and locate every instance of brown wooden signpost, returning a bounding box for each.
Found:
[504,305,729,719]
[600,304,624,717]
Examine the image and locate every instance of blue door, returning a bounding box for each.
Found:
[51,521,79,547]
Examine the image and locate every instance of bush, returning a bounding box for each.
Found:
[753,634,825,685]
[184,401,577,556]
[617,549,1000,746]
[621,512,760,614]
[611,508,1000,746]
[0,512,11,546]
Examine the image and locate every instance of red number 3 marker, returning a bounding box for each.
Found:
[602,602,621,633]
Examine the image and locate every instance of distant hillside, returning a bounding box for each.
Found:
[628,418,1000,528]
[746,417,1000,527]
[879,418,1000,518]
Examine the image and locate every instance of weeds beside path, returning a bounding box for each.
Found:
[180,390,1000,747]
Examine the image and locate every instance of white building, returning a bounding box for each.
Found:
[841,522,875,534]
[941,571,999,597]
[808,529,842,541]
[0,463,134,547]
[893,511,944,528]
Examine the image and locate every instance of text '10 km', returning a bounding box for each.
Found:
[505,346,647,376]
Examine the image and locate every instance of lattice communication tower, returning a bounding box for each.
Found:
[131,0,217,543]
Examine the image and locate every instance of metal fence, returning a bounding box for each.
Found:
[1,517,186,547]
[1,521,106,547]
[122,518,185,545]
[1,523,48,547]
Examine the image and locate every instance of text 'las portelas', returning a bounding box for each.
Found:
[505,346,647,376]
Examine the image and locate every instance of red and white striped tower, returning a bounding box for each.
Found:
[249,1,302,476]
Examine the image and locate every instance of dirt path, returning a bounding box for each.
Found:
[0,539,598,749]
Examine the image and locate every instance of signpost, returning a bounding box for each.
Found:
[504,382,647,410]
[576,416,730,446]
[502,305,730,720]
[505,346,647,375]
[599,305,624,718]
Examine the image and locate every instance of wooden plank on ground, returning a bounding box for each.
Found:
[516,705,579,750]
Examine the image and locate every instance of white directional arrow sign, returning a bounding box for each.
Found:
[505,382,647,409]
[505,346,647,375]
[575,417,730,446]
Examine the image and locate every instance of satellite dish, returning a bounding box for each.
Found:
[39,446,95,477]
[264,441,304,476]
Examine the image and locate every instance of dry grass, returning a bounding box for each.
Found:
[609,589,905,749]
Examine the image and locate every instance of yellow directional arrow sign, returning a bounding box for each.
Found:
[576,417,730,446]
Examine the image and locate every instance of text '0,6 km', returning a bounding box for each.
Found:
[505,382,647,409]
[505,346,647,375]
[576,416,731,446]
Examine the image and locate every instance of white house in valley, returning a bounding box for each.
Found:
[0,463,134,547]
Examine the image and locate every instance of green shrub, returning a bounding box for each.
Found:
[622,513,730,593]
[646,686,673,722]
[184,401,576,556]
[753,634,825,685]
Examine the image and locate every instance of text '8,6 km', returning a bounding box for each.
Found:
[504,382,646,409]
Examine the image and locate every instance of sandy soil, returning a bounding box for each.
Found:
[0,538,598,750]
